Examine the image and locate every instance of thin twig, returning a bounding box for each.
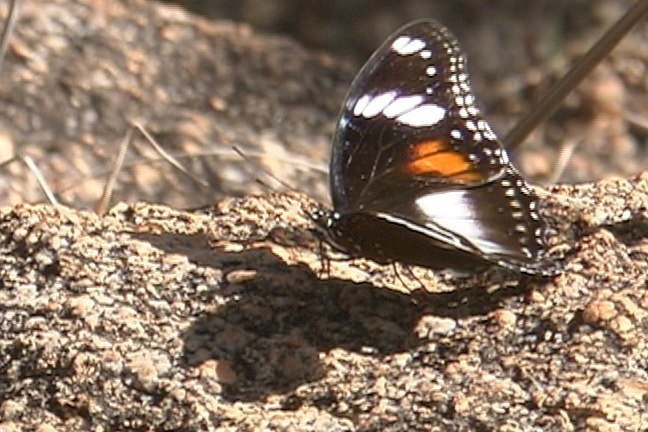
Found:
[0,0,19,71]
[505,0,648,151]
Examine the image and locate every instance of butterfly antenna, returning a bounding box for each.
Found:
[56,145,327,196]
[229,146,327,174]
[133,122,211,189]
[504,0,648,152]
[231,145,297,192]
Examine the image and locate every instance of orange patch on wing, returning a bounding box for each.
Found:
[406,139,483,182]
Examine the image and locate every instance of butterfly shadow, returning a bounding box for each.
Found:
[134,231,537,402]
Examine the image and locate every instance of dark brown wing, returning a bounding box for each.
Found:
[330,20,509,212]
[325,20,556,274]
[377,166,552,273]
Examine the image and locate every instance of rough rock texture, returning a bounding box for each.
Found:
[0,173,647,431]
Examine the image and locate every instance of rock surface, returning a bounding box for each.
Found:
[0,173,647,431]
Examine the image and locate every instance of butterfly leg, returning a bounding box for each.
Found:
[392,262,426,292]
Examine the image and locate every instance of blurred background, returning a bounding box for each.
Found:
[162,0,598,72]
[0,0,647,209]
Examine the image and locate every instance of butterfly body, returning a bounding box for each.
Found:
[314,20,557,276]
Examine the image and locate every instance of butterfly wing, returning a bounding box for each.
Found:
[375,166,552,273]
[327,20,555,273]
[330,19,509,212]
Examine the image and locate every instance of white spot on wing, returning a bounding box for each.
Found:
[392,36,425,55]
[396,104,445,127]
[415,190,509,254]
[359,91,397,118]
[391,36,411,52]
[383,95,424,118]
[404,39,426,54]
[353,95,371,116]
[498,150,509,163]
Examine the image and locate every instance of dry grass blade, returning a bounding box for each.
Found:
[0,154,59,206]
[546,137,582,184]
[95,127,133,215]
[22,155,59,206]
[0,2,56,206]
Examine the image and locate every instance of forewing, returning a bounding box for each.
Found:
[330,20,509,211]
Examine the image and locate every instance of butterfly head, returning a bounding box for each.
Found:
[309,207,347,252]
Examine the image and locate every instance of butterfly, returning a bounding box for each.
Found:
[312,19,558,276]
